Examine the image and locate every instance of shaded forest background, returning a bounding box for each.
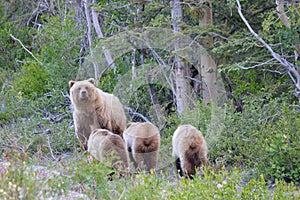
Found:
[0,0,300,198]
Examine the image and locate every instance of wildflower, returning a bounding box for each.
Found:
[94,180,97,188]
[0,166,7,174]
[17,91,23,101]
[38,169,49,179]
[87,156,93,163]
[61,166,76,178]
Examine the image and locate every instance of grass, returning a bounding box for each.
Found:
[0,153,299,200]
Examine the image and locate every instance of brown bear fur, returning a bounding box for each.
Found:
[87,129,130,171]
[69,78,126,149]
[172,124,208,178]
[123,122,160,171]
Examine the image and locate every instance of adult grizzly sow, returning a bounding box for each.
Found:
[172,124,208,178]
[69,78,126,149]
[88,129,130,171]
[123,122,160,171]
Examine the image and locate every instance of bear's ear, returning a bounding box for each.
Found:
[101,130,109,136]
[69,80,75,88]
[87,78,95,85]
[91,129,99,135]
[126,122,134,128]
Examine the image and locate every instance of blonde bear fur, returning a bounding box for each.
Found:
[87,129,130,171]
[172,124,208,178]
[69,78,126,149]
[123,122,160,171]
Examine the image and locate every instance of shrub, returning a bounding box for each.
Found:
[209,97,300,184]
[0,153,41,199]
[36,14,82,92]
[13,61,49,100]
[0,110,77,158]
[258,105,300,183]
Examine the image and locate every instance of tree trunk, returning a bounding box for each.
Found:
[171,0,190,116]
[147,75,165,127]
[199,2,218,105]
[91,0,116,72]
[83,0,99,82]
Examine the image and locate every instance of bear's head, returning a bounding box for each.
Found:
[69,78,96,103]
[91,128,110,137]
[126,122,136,128]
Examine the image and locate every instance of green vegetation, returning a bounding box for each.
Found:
[1,155,299,199]
[0,0,299,199]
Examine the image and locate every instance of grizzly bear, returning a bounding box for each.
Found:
[87,129,130,171]
[172,124,208,178]
[69,78,126,149]
[123,122,160,172]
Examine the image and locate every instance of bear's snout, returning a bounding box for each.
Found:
[80,90,88,98]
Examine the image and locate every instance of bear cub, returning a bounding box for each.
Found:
[172,124,208,178]
[123,122,160,172]
[88,128,130,171]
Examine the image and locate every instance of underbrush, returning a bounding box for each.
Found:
[209,98,300,184]
[0,154,299,199]
[0,92,299,199]
[0,91,78,164]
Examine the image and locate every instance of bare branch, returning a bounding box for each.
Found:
[46,131,57,161]
[237,58,276,70]
[236,0,300,97]
[261,69,285,75]
[209,32,230,41]
[131,49,137,80]
[123,106,150,122]
[10,34,43,65]
[184,75,202,83]
[144,42,175,95]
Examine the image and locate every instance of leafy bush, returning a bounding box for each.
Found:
[4,13,83,102]
[36,14,83,92]
[0,25,35,72]
[12,61,49,100]
[209,98,300,184]
[258,105,300,183]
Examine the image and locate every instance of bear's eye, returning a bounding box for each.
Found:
[85,86,88,90]
[78,87,81,90]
